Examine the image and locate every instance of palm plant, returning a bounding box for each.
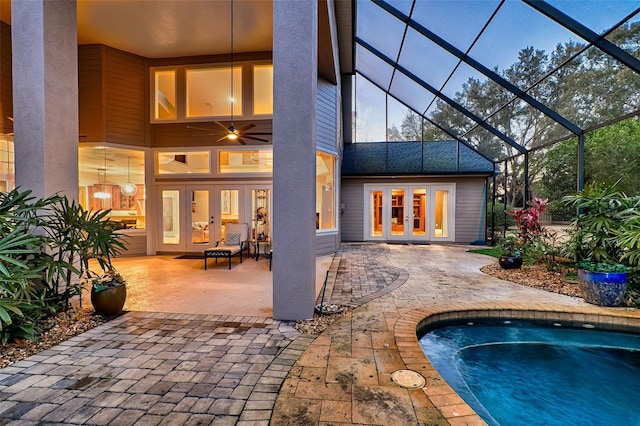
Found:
[562,182,632,266]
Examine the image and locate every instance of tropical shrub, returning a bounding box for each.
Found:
[561,182,637,267]
[0,188,128,342]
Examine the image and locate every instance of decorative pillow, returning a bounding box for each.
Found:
[225,233,241,246]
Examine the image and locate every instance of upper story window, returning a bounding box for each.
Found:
[151,62,272,123]
[186,66,242,118]
[154,70,177,120]
[253,64,273,115]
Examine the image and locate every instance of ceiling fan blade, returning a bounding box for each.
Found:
[242,135,270,143]
[243,132,272,136]
[7,117,13,122]
[236,123,255,132]
[216,135,229,143]
[237,137,247,145]
[214,121,230,132]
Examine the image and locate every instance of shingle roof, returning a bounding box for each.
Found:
[342,141,494,176]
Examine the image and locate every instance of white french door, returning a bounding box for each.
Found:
[157,184,245,252]
[364,184,455,242]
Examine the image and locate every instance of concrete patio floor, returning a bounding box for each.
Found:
[2,243,639,425]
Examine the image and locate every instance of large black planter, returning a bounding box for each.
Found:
[577,269,627,307]
[499,255,523,269]
[91,285,127,316]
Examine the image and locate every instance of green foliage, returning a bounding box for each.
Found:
[623,271,640,308]
[535,118,640,218]
[562,182,640,267]
[0,188,128,343]
[575,260,630,273]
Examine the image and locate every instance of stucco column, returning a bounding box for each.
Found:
[272,0,318,320]
[12,0,78,200]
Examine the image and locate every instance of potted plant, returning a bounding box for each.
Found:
[563,183,636,306]
[46,196,129,314]
[496,235,523,269]
[85,268,127,316]
[495,198,549,269]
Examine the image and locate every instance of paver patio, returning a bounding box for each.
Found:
[2,243,638,425]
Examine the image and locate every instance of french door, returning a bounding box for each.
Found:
[157,184,244,252]
[364,184,455,242]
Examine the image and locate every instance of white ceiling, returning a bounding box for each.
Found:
[1,0,274,58]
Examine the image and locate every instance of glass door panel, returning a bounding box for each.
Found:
[390,189,405,236]
[434,189,449,238]
[252,189,270,241]
[190,189,210,245]
[369,189,384,238]
[220,189,240,241]
[161,190,181,245]
[412,188,427,237]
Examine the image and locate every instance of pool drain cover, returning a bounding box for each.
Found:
[391,369,426,390]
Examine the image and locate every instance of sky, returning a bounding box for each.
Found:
[354,0,640,141]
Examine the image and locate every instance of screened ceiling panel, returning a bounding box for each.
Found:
[425,100,474,135]
[468,0,587,76]
[605,12,640,61]
[397,27,462,92]
[440,62,512,104]
[357,0,407,64]
[464,126,512,162]
[355,75,387,142]
[482,98,571,149]
[382,0,413,16]
[354,0,640,163]
[389,71,437,114]
[355,44,395,89]
[546,0,640,33]
[410,0,502,53]
[533,44,640,128]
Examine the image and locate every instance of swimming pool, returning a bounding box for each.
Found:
[419,319,640,426]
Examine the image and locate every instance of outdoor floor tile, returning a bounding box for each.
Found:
[1,243,636,425]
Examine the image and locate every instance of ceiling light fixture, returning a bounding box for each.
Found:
[120,157,138,196]
[93,146,111,200]
[227,0,236,141]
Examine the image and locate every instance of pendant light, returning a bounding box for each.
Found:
[120,157,138,196]
[93,146,111,199]
[226,0,239,140]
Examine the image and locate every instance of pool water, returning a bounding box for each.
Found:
[419,320,640,426]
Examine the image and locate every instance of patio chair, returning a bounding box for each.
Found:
[203,223,250,270]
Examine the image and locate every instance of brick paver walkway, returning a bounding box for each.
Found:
[1,243,637,425]
[0,313,312,425]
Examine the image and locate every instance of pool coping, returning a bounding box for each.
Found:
[394,302,640,426]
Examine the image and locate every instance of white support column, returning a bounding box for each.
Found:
[12,0,78,200]
[272,0,318,320]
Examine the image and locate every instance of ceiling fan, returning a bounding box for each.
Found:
[187,122,271,145]
[187,0,271,146]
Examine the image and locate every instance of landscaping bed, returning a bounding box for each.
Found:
[0,308,110,369]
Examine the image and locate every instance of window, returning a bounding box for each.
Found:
[154,70,176,120]
[253,64,273,115]
[151,61,272,122]
[156,151,210,175]
[218,149,272,174]
[78,146,146,229]
[0,138,14,192]
[316,152,336,230]
[186,66,242,118]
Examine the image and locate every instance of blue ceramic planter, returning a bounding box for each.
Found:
[577,269,627,307]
